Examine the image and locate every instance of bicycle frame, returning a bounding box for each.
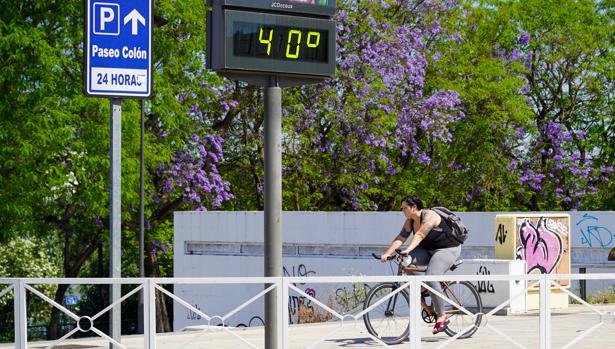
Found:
[389,257,470,323]
[395,259,437,321]
[364,253,483,343]
[384,283,403,317]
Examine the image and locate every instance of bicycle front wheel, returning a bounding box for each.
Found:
[362,283,410,345]
[442,281,483,339]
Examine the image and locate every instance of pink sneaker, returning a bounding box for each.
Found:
[432,316,450,334]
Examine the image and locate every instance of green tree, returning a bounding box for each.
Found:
[269,0,466,211]
[0,237,60,341]
[0,0,113,337]
[0,0,231,337]
[494,0,614,210]
[416,0,534,210]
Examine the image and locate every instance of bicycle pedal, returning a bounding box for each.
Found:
[421,309,435,323]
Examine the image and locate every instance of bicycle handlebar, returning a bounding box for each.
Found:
[372,249,410,261]
[371,253,396,261]
[395,248,408,257]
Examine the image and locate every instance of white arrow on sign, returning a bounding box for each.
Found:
[124,9,146,35]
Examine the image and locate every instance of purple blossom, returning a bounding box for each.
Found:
[518,33,530,46]
[155,134,234,209]
[513,112,609,208]
[510,48,521,62]
[282,1,464,209]
[93,217,103,226]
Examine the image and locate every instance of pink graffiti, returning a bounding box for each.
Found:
[305,288,316,298]
[516,218,563,274]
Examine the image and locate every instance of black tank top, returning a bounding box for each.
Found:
[417,210,460,250]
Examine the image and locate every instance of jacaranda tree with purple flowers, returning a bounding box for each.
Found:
[277,0,465,211]
[486,0,615,210]
[1,0,614,341]
[413,0,535,210]
[216,0,613,212]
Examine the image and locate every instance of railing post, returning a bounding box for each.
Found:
[409,276,421,349]
[579,267,586,301]
[539,274,551,349]
[282,277,290,349]
[144,279,156,349]
[14,279,27,349]
[277,277,286,349]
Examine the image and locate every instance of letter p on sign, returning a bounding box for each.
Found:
[94,3,120,36]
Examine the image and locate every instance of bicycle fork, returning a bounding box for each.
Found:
[384,283,401,317]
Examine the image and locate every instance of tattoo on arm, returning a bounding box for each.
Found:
[415,211,439,239]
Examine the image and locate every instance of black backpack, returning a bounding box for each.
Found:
[431,207,468,244]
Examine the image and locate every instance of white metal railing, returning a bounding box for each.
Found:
[1,273,615,349]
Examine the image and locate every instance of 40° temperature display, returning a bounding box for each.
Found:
[233,22,329,63]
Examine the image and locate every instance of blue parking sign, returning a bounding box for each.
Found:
[65,295,78,306]
[85,0,152,98]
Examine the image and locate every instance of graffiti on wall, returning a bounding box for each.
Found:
[186,304,202,320]
[515,217,565,275]
[185,301,264,328]
[283,264,316,282]
[335,283,372,313]
[576,213,614,248]
[516,218,563,274]
[495,224,508,245]
[288,293,315,324]
[236,316,264,327]
[283,263,335,324]
[183,263,322,327]
[475,266,495,294]
[283,263,319,323]
[514,216,570,288]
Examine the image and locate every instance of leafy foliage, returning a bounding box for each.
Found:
[499,0,615,210]
[0,237,60,340]
[0,0,613,338]
[279,1,466,211]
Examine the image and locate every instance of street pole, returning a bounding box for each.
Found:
[138,99,145,334]
[264,84,282,349]
[110,98,122,348]
[140,99,145,279]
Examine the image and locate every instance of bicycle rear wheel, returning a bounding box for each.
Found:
[442,281,483,339]
[362,283,410,345]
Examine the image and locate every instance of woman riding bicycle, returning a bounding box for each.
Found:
[380,195,462,335]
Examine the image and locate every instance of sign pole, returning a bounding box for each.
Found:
[110,98,122,348]
[140,99,145,279]
[85,0,152,344]
[138,99,145,334]
[206,3,335,346]
[264,83,282,349]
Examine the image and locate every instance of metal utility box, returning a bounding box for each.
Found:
[495,214,571,309]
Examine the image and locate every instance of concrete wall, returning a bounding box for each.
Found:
[173,211,615,330]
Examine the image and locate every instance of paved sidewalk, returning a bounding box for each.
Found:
[2,304,615,348]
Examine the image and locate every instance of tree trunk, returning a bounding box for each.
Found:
[46,284,70,340]
[156,289,171,333]
[46,237,99,340]
[146,250,172,332]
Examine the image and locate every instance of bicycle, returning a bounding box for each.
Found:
[362,250,483,345]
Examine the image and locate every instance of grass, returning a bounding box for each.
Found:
[570,286,615,304]
[586,286,615,304]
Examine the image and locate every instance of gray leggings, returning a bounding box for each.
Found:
[403,245,461,317]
